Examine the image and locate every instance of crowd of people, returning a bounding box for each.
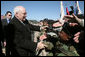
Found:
[0,6,84,56]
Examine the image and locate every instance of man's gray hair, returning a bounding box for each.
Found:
[14,6,21,15]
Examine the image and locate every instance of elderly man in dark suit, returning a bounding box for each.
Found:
[7,6,46,56]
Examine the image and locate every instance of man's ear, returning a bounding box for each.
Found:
[15,12,18,17]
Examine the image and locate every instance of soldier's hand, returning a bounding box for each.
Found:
[69,23,78,27]
[3,41,6,47]
[39,34,47,41]
[53,22,62,27]
[40,26,48,30]
[73,32,80,43]
[37,41,47,50]
[64,13,78,20]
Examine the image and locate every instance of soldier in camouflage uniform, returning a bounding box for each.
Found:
[36,19,79,56]
[52,20,79,56]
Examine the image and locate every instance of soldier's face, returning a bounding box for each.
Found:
[43,22,48,26]
[40,22,43,26]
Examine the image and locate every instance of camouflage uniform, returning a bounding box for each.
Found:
[44,32,79,56]
[36,25,55,56]
[52,25,79,56]
[36,25,79,56]
[55,41,79,56]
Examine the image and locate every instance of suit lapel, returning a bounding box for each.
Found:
[2,19,8,26]
[24,23,31,32]
[14,17,30,32]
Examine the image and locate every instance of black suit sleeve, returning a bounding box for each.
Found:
[29,23,40,31]
[23,19,40,31]
[0,20,4,42]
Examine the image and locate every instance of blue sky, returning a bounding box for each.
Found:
[1,1,84,21]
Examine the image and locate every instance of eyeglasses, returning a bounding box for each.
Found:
[9,15,12,16]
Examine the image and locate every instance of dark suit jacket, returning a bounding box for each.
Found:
[0,19,5,56]
[0,19,3,54]
[1,19,11,41]
[7,16,40,56]
[1,19,8,27]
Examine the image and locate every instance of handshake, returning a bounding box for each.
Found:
[40,26,48,31]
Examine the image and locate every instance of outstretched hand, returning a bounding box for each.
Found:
[73,32,80,43]
[64,13,78,20]
[53,22,62,27]
[37,41,47,50]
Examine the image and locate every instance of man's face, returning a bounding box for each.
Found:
[40,22,43,26]
[17,8,27,21]
[6,13,12,19]
[43,22,48,26]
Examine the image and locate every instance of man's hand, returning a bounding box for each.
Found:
[64,13,80,21]
[53,22,62,27]
[69,23,78,27]
[40,26,48,30]
[73,32,80,43]
[64,13,76,19]
[37,41,47,50]
[39,34,47,41]
[3,41,6,47]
